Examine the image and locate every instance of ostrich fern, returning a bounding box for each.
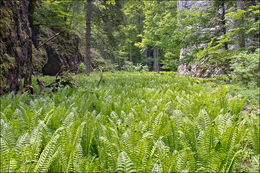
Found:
[0,72,258,172]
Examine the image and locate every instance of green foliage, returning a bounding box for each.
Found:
[195,2,260,73]
[117,0,145,66]
[78,63,86,73]
[34,0,73,30]
[225,2,260,37]
[122,61,148,72]
[0,72,258,172]
[137,1,180,70]
[230,49,259,85]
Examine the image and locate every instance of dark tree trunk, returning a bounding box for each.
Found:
[85,0,93,74]
[24,0,36,87]
[221,2,228,50]
[237,0,246,48]
[29,0,39,48]
[0,0,33,94]
[153,49,159,72]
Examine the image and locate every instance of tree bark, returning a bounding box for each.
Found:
[237,0,246,48]
[221,2,228,50]
[24,0,36,87]
[85,0,93,74]
[153,49,159,72]
[29,0,37,46]
[0,0,33,94]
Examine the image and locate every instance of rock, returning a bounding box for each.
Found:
[177,0,226,78]
[36,27,82,74]
[177,0,209,11]
[42,46,62,76]
[177,0,258,78]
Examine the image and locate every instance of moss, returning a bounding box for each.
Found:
[4,53,15,62]
[0,0,30,94]
[0,59,16,94]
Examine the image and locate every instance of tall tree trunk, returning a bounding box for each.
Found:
[237,0,246,48]
[253,0,259,47]
[85,0,93,73]
[221,2,228,50]
[24,0,36,87]
[29,0,38,47]
[0,0,32,94]
[153,49,159,72]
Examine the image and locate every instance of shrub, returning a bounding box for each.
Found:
[78,62,86,73]
[122,61,149,72]
[230,49,259,85]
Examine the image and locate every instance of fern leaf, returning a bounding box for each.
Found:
[152,162,163,173]
[8,158,17,172]
[0,137,10,172]
[116,151,135,173]
[176,149,188,172]
[15,133,29,153]
[0,119,16,147]
[35,127,64,172]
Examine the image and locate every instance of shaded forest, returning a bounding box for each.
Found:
[0,0,259,94]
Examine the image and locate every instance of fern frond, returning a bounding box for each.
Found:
[197,109,211,131]
[0,119,16,147]
[65,122,86,173]
[116,151,135,173]
[99,136,119,170]
[15,133,30,153]
[152,162,163,173]
[0,137,10,172]
[35,127,64,172]
[9,158,17,172]
[176,149,188,172]
[225,150,242,173]
[248,114,260,155]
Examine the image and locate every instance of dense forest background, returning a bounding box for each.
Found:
[0,0,259,94]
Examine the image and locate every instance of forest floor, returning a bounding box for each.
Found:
[0,72,259,172]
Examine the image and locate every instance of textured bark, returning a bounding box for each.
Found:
[85,0,93,73]
[221,2,228,50]
[24,0,37,86]
[237,0,246,48]
[29,0,38,48]
[153,49,159,72]
[0,0,32,94]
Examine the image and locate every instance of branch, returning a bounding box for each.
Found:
[37,32,60,49]
[97,68,103,87]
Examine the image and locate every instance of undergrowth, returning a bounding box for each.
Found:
[0,72,259,172]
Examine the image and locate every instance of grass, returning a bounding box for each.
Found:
[0,72,259,172]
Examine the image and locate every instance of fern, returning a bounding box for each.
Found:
[99,136,119,170]
[35,127,64,172]
[116,151,135,173]
[152,162,163,173]
[15,133,30,153]
[176,149,189,172]
[248,114,260,155]
[65,121,86,173]
[0,72,257,172]
[0,119,16,148]
[0,137,10,172]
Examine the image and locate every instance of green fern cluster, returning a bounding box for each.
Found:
[0,72,259,172]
